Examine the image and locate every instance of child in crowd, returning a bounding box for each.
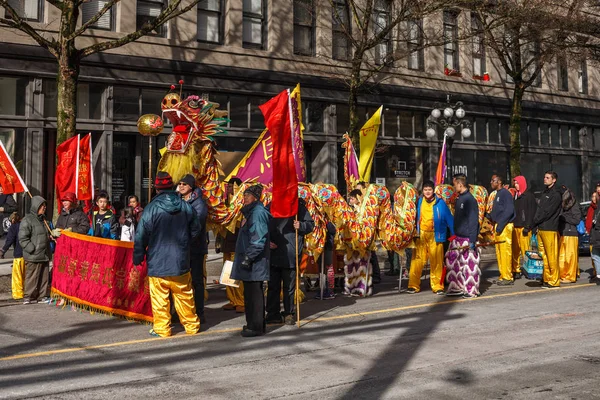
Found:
[0,212,23,300]
[88,193,119,239]
[120,207,136,242]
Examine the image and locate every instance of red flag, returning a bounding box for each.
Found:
[259,90,298,218]
[55,135,79,211]
[77,133,94,201]
[0,141,28,194]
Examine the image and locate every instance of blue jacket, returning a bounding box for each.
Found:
[3,221,22,258]
[184,188,208,256]
[488,188,516,234]
[415,196,454,243]
[231,201,271,282]
[454,190,480,244]
[88,210,119,240]
[133,191,201,277]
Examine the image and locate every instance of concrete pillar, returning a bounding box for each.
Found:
[268,0,292,53]
[315,0,332,58]
[225,0,243,47]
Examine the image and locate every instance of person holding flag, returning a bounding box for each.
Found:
[0,184,17,236]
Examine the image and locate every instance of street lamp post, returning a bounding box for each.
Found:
[425,95,472,183]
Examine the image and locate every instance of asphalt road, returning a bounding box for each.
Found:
[1,255,599,400]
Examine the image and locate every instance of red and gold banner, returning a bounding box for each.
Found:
[56,134,95,212]
[51,231,153,323]
[77,133,94,201]
[0,140,28,194]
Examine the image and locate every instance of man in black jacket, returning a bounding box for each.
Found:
[0,184,17,236]
[558,186,581,283]
[487,175,516,285]
[512,176,537,279]
[266,199,314,325]
[55,192,90,235]
[533,171,562,288]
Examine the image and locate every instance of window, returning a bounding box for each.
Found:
[557,57,568,91]
[77,83,104,120]
[471,14,485,77]
[443,10,459,71]
[6,0,41,21]
[475,118,487,143]
[382,108,397,137]
[243,0,265,49]
[0,76,27,116]
[399,112,412,138]
[560,125,570,149]
[141,88,165,115]
[197,0,222,43]
[528,121,539,146]
[407,19,424,71]
[305,102,325,132]
[524,42,542,87]
[550,124,560,147]
[373,0,391,65]
[332,0,350,61]
[113,87,140,121]
[43,79,57,117]
[250,97,267,129]
[229,96,249,128]
[137,0,167,37]
[578,60,588,94]
[336,104,349,134]
[540,123,549,146]
[293,0,315,56]
[82,0,114,30]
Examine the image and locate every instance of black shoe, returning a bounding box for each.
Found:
[241,329,264,337]
[514,272,522,280]
[497,279,514,286]
[266,315,283,324]
[199,315,206,324]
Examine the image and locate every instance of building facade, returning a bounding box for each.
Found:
[1,0,599,213]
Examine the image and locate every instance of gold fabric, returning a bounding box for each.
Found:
[559,236,579,282]
[11,257,24,299]
[495,223,514,281]
[538,230,560,287]
[408,230,444,292]
[149,271,200,337]
[420,199,435,232]
[223,252,245,307]
[511,227,531,274]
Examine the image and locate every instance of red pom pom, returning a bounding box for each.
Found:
[179,80,184,85]
[170,85,176,90]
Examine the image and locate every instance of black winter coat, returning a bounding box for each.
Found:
[534,186,562,232]
[56,208,90,235]
[559,204,582,237]
[0,194,17,215]
[2,221,22,258]
[184,188,208,256]
[590,207,600,247]
[269,201,315,269]
[514,190,537,230]
[133,191,200,277]
[231,201,271,282]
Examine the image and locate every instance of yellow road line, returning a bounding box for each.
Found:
[0,283,594,362]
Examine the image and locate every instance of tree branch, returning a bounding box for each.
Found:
[67,0,121,40]
[0,0,58,57]
[79,0,200,57]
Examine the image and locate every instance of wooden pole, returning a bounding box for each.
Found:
[295,214,300,328]
[320,250,325,300]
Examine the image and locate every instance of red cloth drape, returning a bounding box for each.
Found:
[259,90,298,218]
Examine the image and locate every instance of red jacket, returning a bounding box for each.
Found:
[586,202,597,233]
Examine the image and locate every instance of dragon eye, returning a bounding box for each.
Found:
[188,99,200,109]
[170,99,177,105]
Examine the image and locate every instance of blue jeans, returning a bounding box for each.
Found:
[592,247,600,276]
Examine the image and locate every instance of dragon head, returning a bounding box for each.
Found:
[160,93,229,153]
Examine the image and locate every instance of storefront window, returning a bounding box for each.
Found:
[399,112,412,138]
[449,148,475,181]
[413,113,426,138]
[43,79,58,118]
[250,97,268,129]
[560,125,570,149]
[77,83,104,120]
[113,87,140,121]
[528,122,539,146]
[500,120,510,145]
[552,155,581,199]
[306,102,325,133]
[550,124,560,147]
[141,88,165,115]
[571,126,580,148]
[521,153,551,196]
[336,104,349,134]
[229,95,249,128]
[382,108,397,137]
[474,150,508,188]
[0,77,27,116]
[0,128,25,176]
[377,145,416,194]
[520,122,528,147]
[540,123,550,146]
[475,118,487,143]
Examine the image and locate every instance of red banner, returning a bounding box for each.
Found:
[55,135,79,211]
[77,133,94,201]
[0,140,28,194]
[259,90,298,218]
[51,231,152,322]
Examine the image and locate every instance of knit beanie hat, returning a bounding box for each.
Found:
[179,174,196,189]
[244,184,263,200]
[61,191,77,203]
[155,171,174,190]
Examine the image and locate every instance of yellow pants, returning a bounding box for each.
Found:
[11,257,24,299]
[558,236,579,282]
[495,223,514,281]
[149,271,200,337]
[511,227,531,274]
[223,252,244,307]
[408,230,444,293]
[538,230,560,287]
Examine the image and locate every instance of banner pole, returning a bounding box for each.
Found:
[295,214,300,328]
[148,137,153,202]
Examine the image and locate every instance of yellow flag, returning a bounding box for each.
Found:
[358,106,383,182]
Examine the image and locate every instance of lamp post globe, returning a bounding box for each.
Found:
[426,128,437,138]
[431,109,441,119]
[445,127,456,137]
[455,108,466,119]
[443,107,454,118]
[461,128,472,138]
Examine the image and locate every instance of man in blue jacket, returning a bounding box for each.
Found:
[231,184,271,337]
[408,180,454,295]
[134,171,201,337]
[487,175,516,285]
[178,174,209,323]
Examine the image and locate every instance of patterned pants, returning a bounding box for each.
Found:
[344,251,372,297]
[445,237,481,297]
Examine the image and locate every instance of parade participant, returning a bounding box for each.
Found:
[512,176,537,279]
[178,174,209,323]
[585,192,597,234]
[266,198,314,325]
[88,193,119,239]
[348,189,362,209]
[355,182,381,284]
[217,177,245,312]
[119,207,136,242]
[55,192,90,235]
[0,184,17,236]
[408,180,454,295]
[1,212,23,299]
[533,171,562,288]
[134,171,201,337]
[589,200,600,282]
[446,174,481,298]
[487,175,516,285]
[231,184,271,337]
[127,195,144,224]
[315,217,337,300]
[18,196,52,305]
[558,186,581,283]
